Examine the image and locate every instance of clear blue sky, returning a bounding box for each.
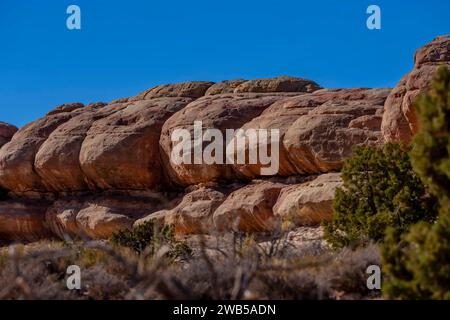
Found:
[1,0,449,127]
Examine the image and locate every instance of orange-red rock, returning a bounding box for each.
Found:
[0,200,51,242]
[273,173,342,227]
[233,88,389,178]
[213,181,285,232]
[0,122,18,148]
[134,187,227,235]
[382,35,450,143]
[160,92,302,186]
[79,97,192,190]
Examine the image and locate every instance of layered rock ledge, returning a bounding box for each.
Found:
[1,35,449,242]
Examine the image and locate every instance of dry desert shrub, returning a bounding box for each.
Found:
[0,228,381,300]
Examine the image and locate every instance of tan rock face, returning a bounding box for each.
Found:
[213,181,285,232]
[273,173,342,227]
[45,194,171,239]
[78,97,192,190]
[160,93,301,186]
[134,81,215,100]
[206,76,321,96]
[233,76,321,94]
[0,111,86,194]
[6,52,446,241]
[0,122,18,148]
[0,200,51,242]
[35,103,127,192]
[205,80,247,95]
[135,187,227,235]
[0,97,192,195]
[46,102,86,116]
[233,88,389,178]
[382,35,450,143]
[283,89,388,174]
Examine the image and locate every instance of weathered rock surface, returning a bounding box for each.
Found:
[45,194,170,239]
[205,80,247,95]
[160,92,303,186]
[135,187,227,235]
[0,200,51,242]
[382,35,450,143]
[233,88,389,178]
[2,34,447,243]
[134,81,215,100]
[273,173,342,227]
[46,102,86,116]
[283,88,388,174]
[233,76,321,94]
[0,122,18,148]
[213,181,285,232]
[35,103,127,192]
[0,110,87,195]
[78,97,192,191]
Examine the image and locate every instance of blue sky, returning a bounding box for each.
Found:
[0,0,449,127]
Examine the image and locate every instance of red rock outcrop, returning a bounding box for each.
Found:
[0,122,18,148]
[134,81,214,100]
[382,35,450,143]
[159,92,304,186]
[213,181,285,232]
[46,102,86,116]
[0,110,87,195]
[233,88,389,178]
[283,88,387,174]
[0,79,386,241]
[233,76,320,94]
[0,200,51,242]
[134,187,227,235]
[273,173,342,228]
[45,193,172,239]
[78,97,193,191]
[35,102,127,192]
[205,80,247,95]
[2,33,447,244]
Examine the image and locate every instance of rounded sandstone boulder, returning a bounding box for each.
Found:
[233,88,389,178]
[213,181,285,232]
[382,35,450,143]
[160,92,300,186]
[134,187,227,235]
[273,173,342,228]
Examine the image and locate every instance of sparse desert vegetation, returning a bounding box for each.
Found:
[0,227,381,300]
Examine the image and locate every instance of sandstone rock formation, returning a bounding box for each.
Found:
[1,36,446,242]
[35,102,127,192]
[46,102,86,116]
[213,181,285,233]
[0,122,18,148]
[233,76,320,94]
[283,88,387,174]
[134,81,215,100]
[382,35,450,143]
[0,111,87,195]
[159,92,303,186]
[0,200,51,242]
[135,187,228,235]
[273,173,342,228]
[78,97,193,191]
[205,80,247,95]
[233,88,389,178]
[45,193,171,239]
